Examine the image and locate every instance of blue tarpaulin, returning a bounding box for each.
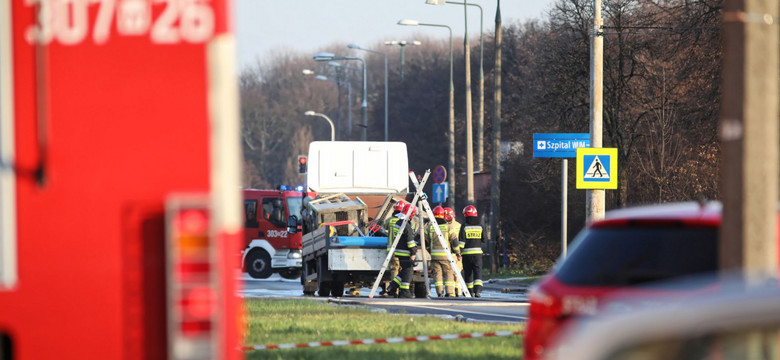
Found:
[330,237,386,247]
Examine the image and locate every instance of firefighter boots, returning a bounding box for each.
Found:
[386,282,399,297]
[399,289,413,298]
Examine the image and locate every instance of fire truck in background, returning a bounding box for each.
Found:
[0,1,243,359]
[241,187,313,279]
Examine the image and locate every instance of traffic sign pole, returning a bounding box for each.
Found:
[533,133,589,260]
[562,159,568,259]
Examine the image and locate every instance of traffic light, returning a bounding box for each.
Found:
[298,155,307,174]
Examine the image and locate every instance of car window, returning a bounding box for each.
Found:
[262,198,286,228]
[244,200,259,228]
[556,227,718,287]
[606,326,779,360]
[287,197,303,221]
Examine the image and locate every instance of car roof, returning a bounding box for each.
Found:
[592,201,723,228]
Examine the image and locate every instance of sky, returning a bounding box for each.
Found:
[235,0,557,70]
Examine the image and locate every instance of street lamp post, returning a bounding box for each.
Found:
[463,1,475,205]
[422,1,474,204]
[427,0,485,173]
[316,75,352,140]
[348,44,389,141]
[398,19,455,209]
[303,69,341,140]
[304,111,335,141]
[490,0,503,273]
[314,52,368,141]
[327,62,359,138]
[384,40,422,81]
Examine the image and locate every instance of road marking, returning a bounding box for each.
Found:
[408,304,528,321]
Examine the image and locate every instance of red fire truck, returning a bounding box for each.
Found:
[0,1,243,359]
[241,188,314,279]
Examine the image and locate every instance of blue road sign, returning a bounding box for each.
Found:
[432,182,448,203]
[576,148,618,189]
[533,133,590,158]
[582,154,611,182]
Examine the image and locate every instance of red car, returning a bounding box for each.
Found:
[523,201,779,360]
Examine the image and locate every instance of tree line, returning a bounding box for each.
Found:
[240,0,722,272]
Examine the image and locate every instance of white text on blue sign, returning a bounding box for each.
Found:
[533,133,591,158]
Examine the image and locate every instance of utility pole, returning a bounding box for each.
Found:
[334,69,343,140]
[586,0,604,223]
[719,0,778,282]
[464,1,475,204]
[473,3,485,172]
[488,0,502,274]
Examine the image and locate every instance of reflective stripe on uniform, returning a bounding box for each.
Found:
[394,249,411,257]
[474,280,483,286]
[431,251,448,256]
[462,247,483,255]
[393,277,410,289]
[387,218,400,251]
[427,224,448,238]
[464,225,482,239]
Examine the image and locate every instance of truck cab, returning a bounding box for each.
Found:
[242,187,315,279]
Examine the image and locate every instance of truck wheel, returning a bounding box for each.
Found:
[246,249,272,279]
[413,282,428,298]
[330,282,344,297]
[317,280,331,297]
[279,269,301,280]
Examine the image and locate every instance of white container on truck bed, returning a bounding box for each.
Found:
[307,141,409,195]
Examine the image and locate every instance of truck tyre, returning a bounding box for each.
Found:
[330,281,344,297]
[279,269,301,280]
[246,249,273,279]
[317,280,331,297]
[413,282,428,298]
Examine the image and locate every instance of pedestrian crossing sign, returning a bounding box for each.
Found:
[576,148,618,189]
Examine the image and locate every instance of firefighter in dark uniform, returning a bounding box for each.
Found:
[386,202,419,298]
[459,205,485,297]
[381,200,406,296]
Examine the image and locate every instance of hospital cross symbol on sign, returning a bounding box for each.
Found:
[576,148,618,189]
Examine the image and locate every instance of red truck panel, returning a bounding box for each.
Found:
[0,1,241,359]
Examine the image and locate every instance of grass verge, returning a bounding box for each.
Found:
[244,298,524,360]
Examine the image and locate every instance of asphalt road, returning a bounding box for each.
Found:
[240,273,529,323]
